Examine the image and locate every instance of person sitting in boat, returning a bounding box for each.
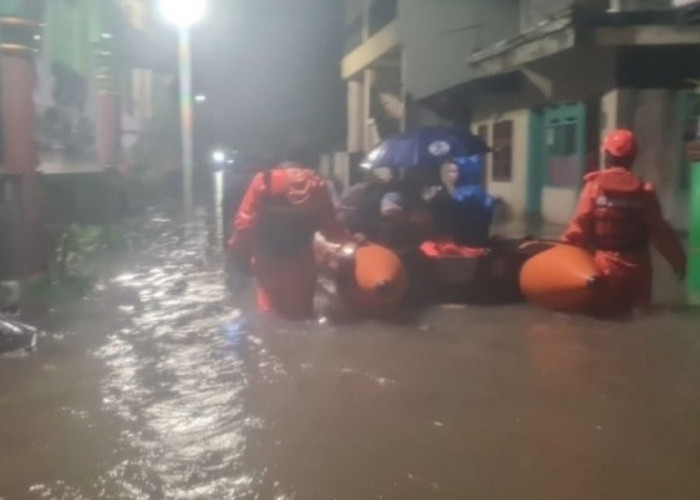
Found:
[337,174,394,240]
[371,190,433,250]
[337,167,433,249]
[423,158,495,248]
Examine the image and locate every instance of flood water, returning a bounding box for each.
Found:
[2,213,700,499]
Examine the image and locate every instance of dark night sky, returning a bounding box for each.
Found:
[190,0,345,155]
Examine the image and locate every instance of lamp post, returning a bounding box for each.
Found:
[158,0,206,216]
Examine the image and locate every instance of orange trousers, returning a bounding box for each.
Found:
[252,250,317,320]
[593,250,652,315]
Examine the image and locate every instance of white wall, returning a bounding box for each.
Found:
[542,188,579,224]
[472,110,531,218]
[472,108,580,225]
[397,0,518,99]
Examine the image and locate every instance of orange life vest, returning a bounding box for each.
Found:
[590,169,648,252]
[255,167,320,257]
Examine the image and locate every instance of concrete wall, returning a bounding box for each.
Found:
[519,0,573,32]
[472,109,531,218]
[520,1,611,32]
[472,85,689,229]
[469,48,618,223]
[616,88,687,229]
[472,107,580,225]
[397,0,519,99]
[541,188,580,224]
[346,0,365,24]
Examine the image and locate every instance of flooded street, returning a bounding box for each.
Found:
[2,214,700,500]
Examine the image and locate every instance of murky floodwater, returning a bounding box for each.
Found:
[2,213,700,499]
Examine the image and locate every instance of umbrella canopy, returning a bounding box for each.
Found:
[361,126,491,170]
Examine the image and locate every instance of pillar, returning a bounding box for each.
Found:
[94,32,120,168]
[363,69,374,151]
[0,15,43,277]
[347,78,363,153]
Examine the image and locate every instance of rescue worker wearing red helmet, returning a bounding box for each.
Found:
[562,128,686,314]
[228,144,349,320]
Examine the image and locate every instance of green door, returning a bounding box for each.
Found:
[527,103,586,216]
[689,161,700,304]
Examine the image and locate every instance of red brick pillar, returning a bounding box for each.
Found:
[0,17,43,277]
[97,91,118,167]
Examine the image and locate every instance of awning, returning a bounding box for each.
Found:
[467,5,700,79]
[419,71,524,123]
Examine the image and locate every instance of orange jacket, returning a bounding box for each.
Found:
[228,165,346,254]
[563,167,686,274]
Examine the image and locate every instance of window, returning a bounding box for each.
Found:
[679,91,700,192]
[492,121,513,182]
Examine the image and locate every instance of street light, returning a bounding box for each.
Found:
[158,0,207,216]
[212,149,226,164]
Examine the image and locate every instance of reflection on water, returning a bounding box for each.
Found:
[1,214,700,499]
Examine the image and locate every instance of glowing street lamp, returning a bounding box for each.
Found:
[158,0,207,216]
[212,150,226,164]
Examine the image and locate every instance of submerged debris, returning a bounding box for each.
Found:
[0,314,39,356]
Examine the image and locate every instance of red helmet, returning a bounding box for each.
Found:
[603,129,637,159]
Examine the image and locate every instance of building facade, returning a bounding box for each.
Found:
[0,0,173,278]
[460,0,700,227]
[338,0,700,233]
[342,0,519,154]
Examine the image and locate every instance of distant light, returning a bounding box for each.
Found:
[360,161,372,170]
[101,33,113,39]
[212,150,226,164]
[32,34,41,41]
[159,0,207,28]
[226,159,235,165]
[194,94,207,103]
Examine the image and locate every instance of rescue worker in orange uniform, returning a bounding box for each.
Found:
[228,149,348,320]
[562,129,686,315]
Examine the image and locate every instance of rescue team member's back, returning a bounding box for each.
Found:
[228,155,348,320]
[562,129,686,315]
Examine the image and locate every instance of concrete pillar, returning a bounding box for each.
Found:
[0,16,43,277]
[363,69,374,151]
[347,78,363,153]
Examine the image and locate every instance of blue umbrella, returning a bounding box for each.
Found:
[361,126,491,170]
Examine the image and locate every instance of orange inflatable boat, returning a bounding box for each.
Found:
[314,236,408,315]
[519,242,601,313]
[316,235,602,315]
[419,238,541,304]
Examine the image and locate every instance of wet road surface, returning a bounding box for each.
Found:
[1,214,700,499]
